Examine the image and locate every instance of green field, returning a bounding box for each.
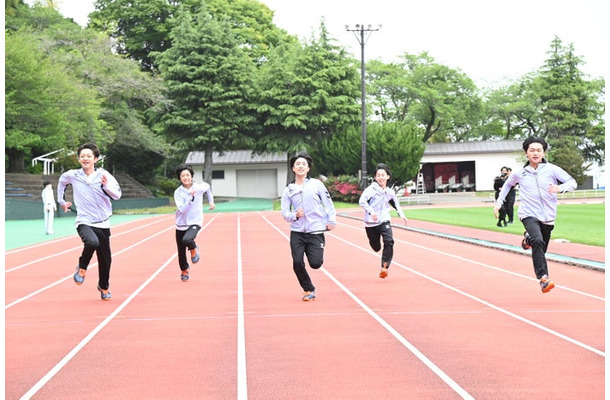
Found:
[402,203,605,247]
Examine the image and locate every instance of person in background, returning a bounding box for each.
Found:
[42,180,57,235]
[281,152,336,301]
[174,165,215,282]
[501,167,516,224]
[493,169,508,227]
[494,137,577,294]
[359,163,408,279]
[57,143,122,301]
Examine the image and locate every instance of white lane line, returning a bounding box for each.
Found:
[328,228,605,358]
[340,221,605,302]
[5,224,176,310]
[18,217,216,399]
[260,214,475,400]
[237,214,248,400]
[6,216,174,273]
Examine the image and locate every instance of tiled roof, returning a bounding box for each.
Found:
[186,150,288,165]
[424,140,522,155]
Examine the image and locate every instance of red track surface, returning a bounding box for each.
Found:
[5,213,605,399]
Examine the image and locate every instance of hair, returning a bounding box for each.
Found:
[500,166,509,172]
[175,165,194,180]
[522,137,548,152]
[289,151,314,168]
[77,142,101,158]
[374,163,391,177]
[43,180,51,188]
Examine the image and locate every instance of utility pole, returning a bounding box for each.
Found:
[346,24,381,188]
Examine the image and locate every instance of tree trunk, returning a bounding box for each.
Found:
[7,148,26,172]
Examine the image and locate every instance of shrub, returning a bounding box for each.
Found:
[324,174,362,203]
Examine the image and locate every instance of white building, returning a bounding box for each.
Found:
[185,150,288,198]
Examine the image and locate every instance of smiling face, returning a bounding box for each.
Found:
[292,157,310,179]
[179,169,193,188]
[78,148,98,173]
[526,142,545,168]
[374,168,390,188]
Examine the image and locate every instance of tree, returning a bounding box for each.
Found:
[254,21,360,154]
[153,7,257,184]
[367,121,425,184]
[310,125,361,176]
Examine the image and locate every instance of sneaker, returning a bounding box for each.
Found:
[73,267,86,285]
[181,268,190,282]
[97,285,112,301]
[379,262,389,279]
[190,246,200,264]
[302,290,316,301]
[540,277,555,293]
[521,231,532,250]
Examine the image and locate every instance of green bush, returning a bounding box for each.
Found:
[324,175,362,203]
[155,176,180,196]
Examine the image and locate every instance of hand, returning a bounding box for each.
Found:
[62,201,72,212]
[548,184,561,194]
[326,224,335,231]
[493,205,501,218]
[296,208,304,218]
[370,212,378,222]
[101,173,108,186]
[401,217,408,226]
[208,203,216,210]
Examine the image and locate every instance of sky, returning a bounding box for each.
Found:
[26,0,606,88]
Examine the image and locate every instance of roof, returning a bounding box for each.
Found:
[424,140,522,156]
[186,150,288,166]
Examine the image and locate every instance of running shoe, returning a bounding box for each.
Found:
[302,290,316,301]
[97,285,112,301]
[73,267,86,285]
[540,277,555,293]
[181,268,190,282]
[379,262,389,279]
[521,231,532,250]
[190,246,200,264]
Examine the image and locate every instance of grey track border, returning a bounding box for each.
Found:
[338,213,605,272]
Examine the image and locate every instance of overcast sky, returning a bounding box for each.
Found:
[26,0,606,88]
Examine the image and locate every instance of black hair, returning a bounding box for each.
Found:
[78,142,101,158]
[522,137,548,152]
[289,151,314,168]
[43,180,51,187]
[175,165,194,180]
[374,163,391,177]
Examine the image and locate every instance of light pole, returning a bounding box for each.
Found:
[346,24,381,188]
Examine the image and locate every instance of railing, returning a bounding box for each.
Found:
[32,149,65,175]
[399,195,430,205]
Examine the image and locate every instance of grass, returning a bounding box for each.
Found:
[402,203,604,247]
[118,200,604,247]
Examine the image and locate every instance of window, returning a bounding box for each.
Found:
[212,170,225,180]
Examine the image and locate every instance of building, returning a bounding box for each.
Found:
[185,150,288,198]
[420,140,524,192]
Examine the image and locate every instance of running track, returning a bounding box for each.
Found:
[5,212,605,399]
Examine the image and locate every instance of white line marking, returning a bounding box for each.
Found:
[6,217,173,273]
[328,228,605,358]
[237,214,248,400]
[340,221,605,302]
[260,214,475,400]
[18,218,216,399]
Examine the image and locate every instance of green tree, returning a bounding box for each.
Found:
[310,125,361,176]
[5,27,103,172]
[367,121,425,184]
[254,21,360,154]
[153,7,256,184]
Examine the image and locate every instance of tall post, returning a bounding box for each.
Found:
[346,24,381,188]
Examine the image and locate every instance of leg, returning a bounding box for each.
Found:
[379,222,395,268]
[175,229,189,271]
[44,209,50,234]
[290,231,315,292]
[181,225,201,250]
[76,224,100,270]
[48,208,55,234]
[304,233,325,270]
[94,228,112,290]
[365,226,382,252]
[522,217,554,279]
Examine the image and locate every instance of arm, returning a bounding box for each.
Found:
[100,170,122,200]
[318,181,336,230]
[57,173,72,212]
[359,187,378,222]
[389,193,408,225]
[548,166,577,194]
